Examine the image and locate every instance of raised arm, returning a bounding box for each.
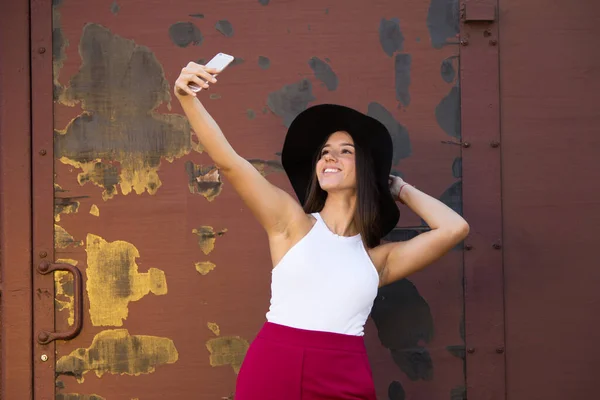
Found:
[174,62,304,236]
[371,176,470,286]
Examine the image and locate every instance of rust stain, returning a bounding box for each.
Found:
[55,224,83,248]
[56,329,178,382]
[86,234,167,326]
[207,322,221,336]
[52,0,69,102]
[89,204,100,216]
[248,159,284,176]
[55,24,200,201]
[195,261,216,275]
[205,322,249,374]
[192,226,227,255]
[55,394,106,400]
[55,258,78,326]
[185,162,223,201]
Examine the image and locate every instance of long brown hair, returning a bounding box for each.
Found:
[302,134,383,248]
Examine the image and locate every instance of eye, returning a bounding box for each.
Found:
[320,149,329,157]
[342,149,353,154]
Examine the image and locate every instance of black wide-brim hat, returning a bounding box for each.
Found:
[281,104,399,237]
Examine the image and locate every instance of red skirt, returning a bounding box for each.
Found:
[235,322,377,400]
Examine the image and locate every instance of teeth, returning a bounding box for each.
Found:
[324,168,340,173]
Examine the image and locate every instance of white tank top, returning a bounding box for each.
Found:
[265,213,380,336]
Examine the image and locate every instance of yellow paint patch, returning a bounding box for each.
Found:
[89,204,100,216]
[206,336,249,374]
[55,394,106,400]
[55,200,80,222]
[55,225,83,248]
[186,163,222,201]
[195,261,216,275]
[56,329,178,382]
[207,322,220,336]
[192,226,227,255]
[86,234,167,326]
[54,258,78,326]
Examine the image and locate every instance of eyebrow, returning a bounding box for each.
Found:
[322,143,355,148]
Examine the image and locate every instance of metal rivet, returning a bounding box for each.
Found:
[462,142,471,148]
[39,251,47,258]
[38,331,50,343]
[460,39,469,46]
[467,348,475,354]
[41,354,49,362]
[489,39,498,46]
[38,47,46,54]
[39,149,47,156]
[484,30,492,37]
[496,346,505,354]
[493,243,502,250]
[490,140,500,148]
[464,244,473,251]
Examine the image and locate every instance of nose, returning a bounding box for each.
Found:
[324,151,337,162]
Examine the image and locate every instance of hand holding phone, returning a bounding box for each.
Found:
[174,53,235,97]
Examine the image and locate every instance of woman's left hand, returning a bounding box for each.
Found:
[388,174,406,200]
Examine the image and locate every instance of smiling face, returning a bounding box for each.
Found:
[315,131,357,193]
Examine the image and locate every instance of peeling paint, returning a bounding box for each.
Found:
[258,0,269,5]
[90,204,100,217]
[205,323,249,374]
[56,394,106,400]
[169,22,203,47]
[195,261,216,275]
[215,20,234,37]
[371,279,434,381]
[258,56,270,70]
[110,1,120,14]
[441,56,457,83]
[55,258,78,326]
[379,18,404,57]
[207,322,221,336]
[231,57,245,66]
[246,109,256,120]
[209,93,222,100]
[55,24,197,201]
[452,157,462,178]
[55,225,83,248]
[451,385,467,400]
[435,86,461,138]
[56,329,178,382]
[308,57,338,91]
[189,13,205,18]
[55,194,81,222]
[192,227,227,255]
[86,234,167,326]
[267,79,315,127]
[185,162,223,201]
[427,0,460,49]
[367,102,411,163]
[388,381,406,400]
[394,54,412,106]
[52,0,69,102]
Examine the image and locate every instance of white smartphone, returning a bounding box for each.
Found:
[189,52,235,92]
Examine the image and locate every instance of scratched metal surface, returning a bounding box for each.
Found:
[51,0,464,398]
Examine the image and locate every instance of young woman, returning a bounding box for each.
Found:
[174,62,469,400]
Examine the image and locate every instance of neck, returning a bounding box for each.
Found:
[320,192,358,236]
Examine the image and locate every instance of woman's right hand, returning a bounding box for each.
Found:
[174,62,219,98]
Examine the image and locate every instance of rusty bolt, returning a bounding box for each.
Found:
[496,346,505,354]
[464,244,473,251]
[38,47,46,54]
[39,149,47,156]
[38,261,50,273]
[484,29,492,37]
[462,142,471,148]
[490,140,500,148]
[38,332,50,343]
[460,39,469,46]
[493,243,502,250]
[489,39,498,46]
[39,251,47,258]
[467,348,475,354]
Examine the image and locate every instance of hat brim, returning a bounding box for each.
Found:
[281,104,399,237]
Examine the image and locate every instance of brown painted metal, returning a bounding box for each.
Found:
[0,0,34,398]
[500,0,600,399]
[31,0,57,397]
[44,0,466,398]
[37,262,84,344]
[460,0,505,399]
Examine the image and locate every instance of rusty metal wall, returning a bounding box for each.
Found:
[30,0,466,399]
[499,0,600,399]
